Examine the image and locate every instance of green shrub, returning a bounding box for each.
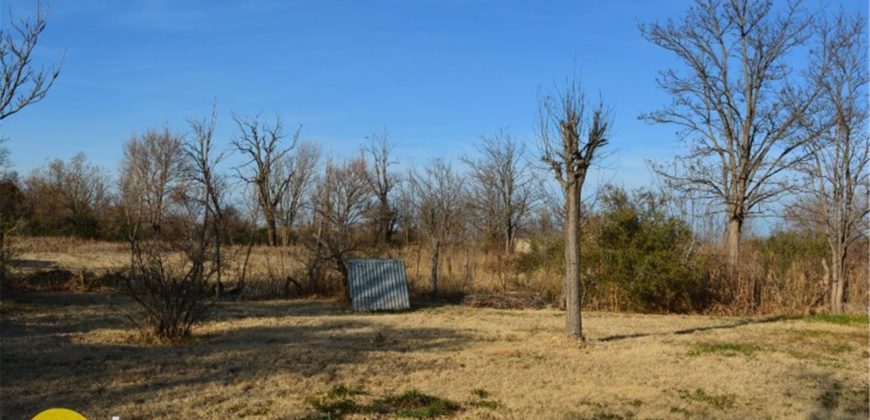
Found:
[590,186,702,312]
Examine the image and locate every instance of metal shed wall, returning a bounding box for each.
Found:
[347,259,410,311]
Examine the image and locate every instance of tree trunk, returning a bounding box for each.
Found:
[266,215,279,247]
[564,183,583,339]
[505,222,514,254]
[338,258,350,303]
[430,241,440,298]
[726,215,742,269]
[830,247,847,314]
[380,205,393,245]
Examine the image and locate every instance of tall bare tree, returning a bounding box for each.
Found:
[310,156,370,299]
[0,2,62,120]
[539,79,610,340]
[462,132,536,253]
[640,0,819,268]
[186,107,230,297]
[363,129,398,245]
[795,11,869,314]
[411,159,466,297]
[277,141,320,245]
[232,114,299,246]
[120,128,186,234]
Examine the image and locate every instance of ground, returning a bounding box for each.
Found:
[1,292,868,419]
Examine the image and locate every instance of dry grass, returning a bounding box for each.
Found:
[1,292,867,419]
[13,237,868,316]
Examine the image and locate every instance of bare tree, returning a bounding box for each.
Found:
[232,114,299,246]
[795,11,869,314]
[362,129,398,245]
[186,107,231,297]
[411,159,466,297]
[538,79,610,340]
[462,132,536,253]
[640,0,820,268]
[0,2,63,120]
[310,157,370,299]
[277,141,320,245]
[124,184,215,344]
[120,128,186,234]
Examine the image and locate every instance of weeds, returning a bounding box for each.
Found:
[688,342,760,357]
[326,384,365,399]
[307,387,462,419]
[677,388,736,410]
[818,381,842,411]
[468,388,500,410]
[371,390,461,418]
[826,343,854,354]
[805,314,869,326]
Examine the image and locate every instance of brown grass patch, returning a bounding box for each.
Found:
[1,292,867,418]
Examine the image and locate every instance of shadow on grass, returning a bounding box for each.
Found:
[0,292,474,419]
[599,315,792,342]
[800,371,869,419]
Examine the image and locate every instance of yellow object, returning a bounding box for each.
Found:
[32,408,87,420]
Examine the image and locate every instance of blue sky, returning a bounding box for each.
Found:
[1,0,866,204]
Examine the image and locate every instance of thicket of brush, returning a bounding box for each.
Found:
[6,188,866,316]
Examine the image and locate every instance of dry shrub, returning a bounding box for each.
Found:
[124,240,213,343]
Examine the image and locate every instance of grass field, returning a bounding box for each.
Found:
[1,292,867,419]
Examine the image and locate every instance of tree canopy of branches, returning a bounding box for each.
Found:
[277,141,320,245]
[120,128,186,235]
[641,0,820,268]
[794,11,869,314]
[411,159,466,297]
[463,132,536,253]
[0,2,62,120]
[309,157,370,298]
[363,129,398,246]
[232,114,299,246]
[539,79,610,340]
[186,107,230,296]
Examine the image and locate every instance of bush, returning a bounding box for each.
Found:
[587,186,702,312]
[124,240,213,343]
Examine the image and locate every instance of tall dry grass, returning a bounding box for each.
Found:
[9,236,868,315]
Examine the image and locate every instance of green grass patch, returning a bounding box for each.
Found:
[469,399,500,410]
[805,314,869,326]
[688,342,760,357]
[307,397,365,419]
[307,388,461,419]
[826,343,854,354]
[326,384,365,399]
[677,388,736,410]
[818,382,842,411]
[471,389,489,399]
[468,388,501,410]
[568,408,636,419]
[669,405,692,416]
[371,390,461,418]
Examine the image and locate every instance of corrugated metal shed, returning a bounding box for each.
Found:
[347,259,410,311]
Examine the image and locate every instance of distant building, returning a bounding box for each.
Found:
[514,238,532,254]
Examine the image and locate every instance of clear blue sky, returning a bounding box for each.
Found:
[1,0,866,197]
